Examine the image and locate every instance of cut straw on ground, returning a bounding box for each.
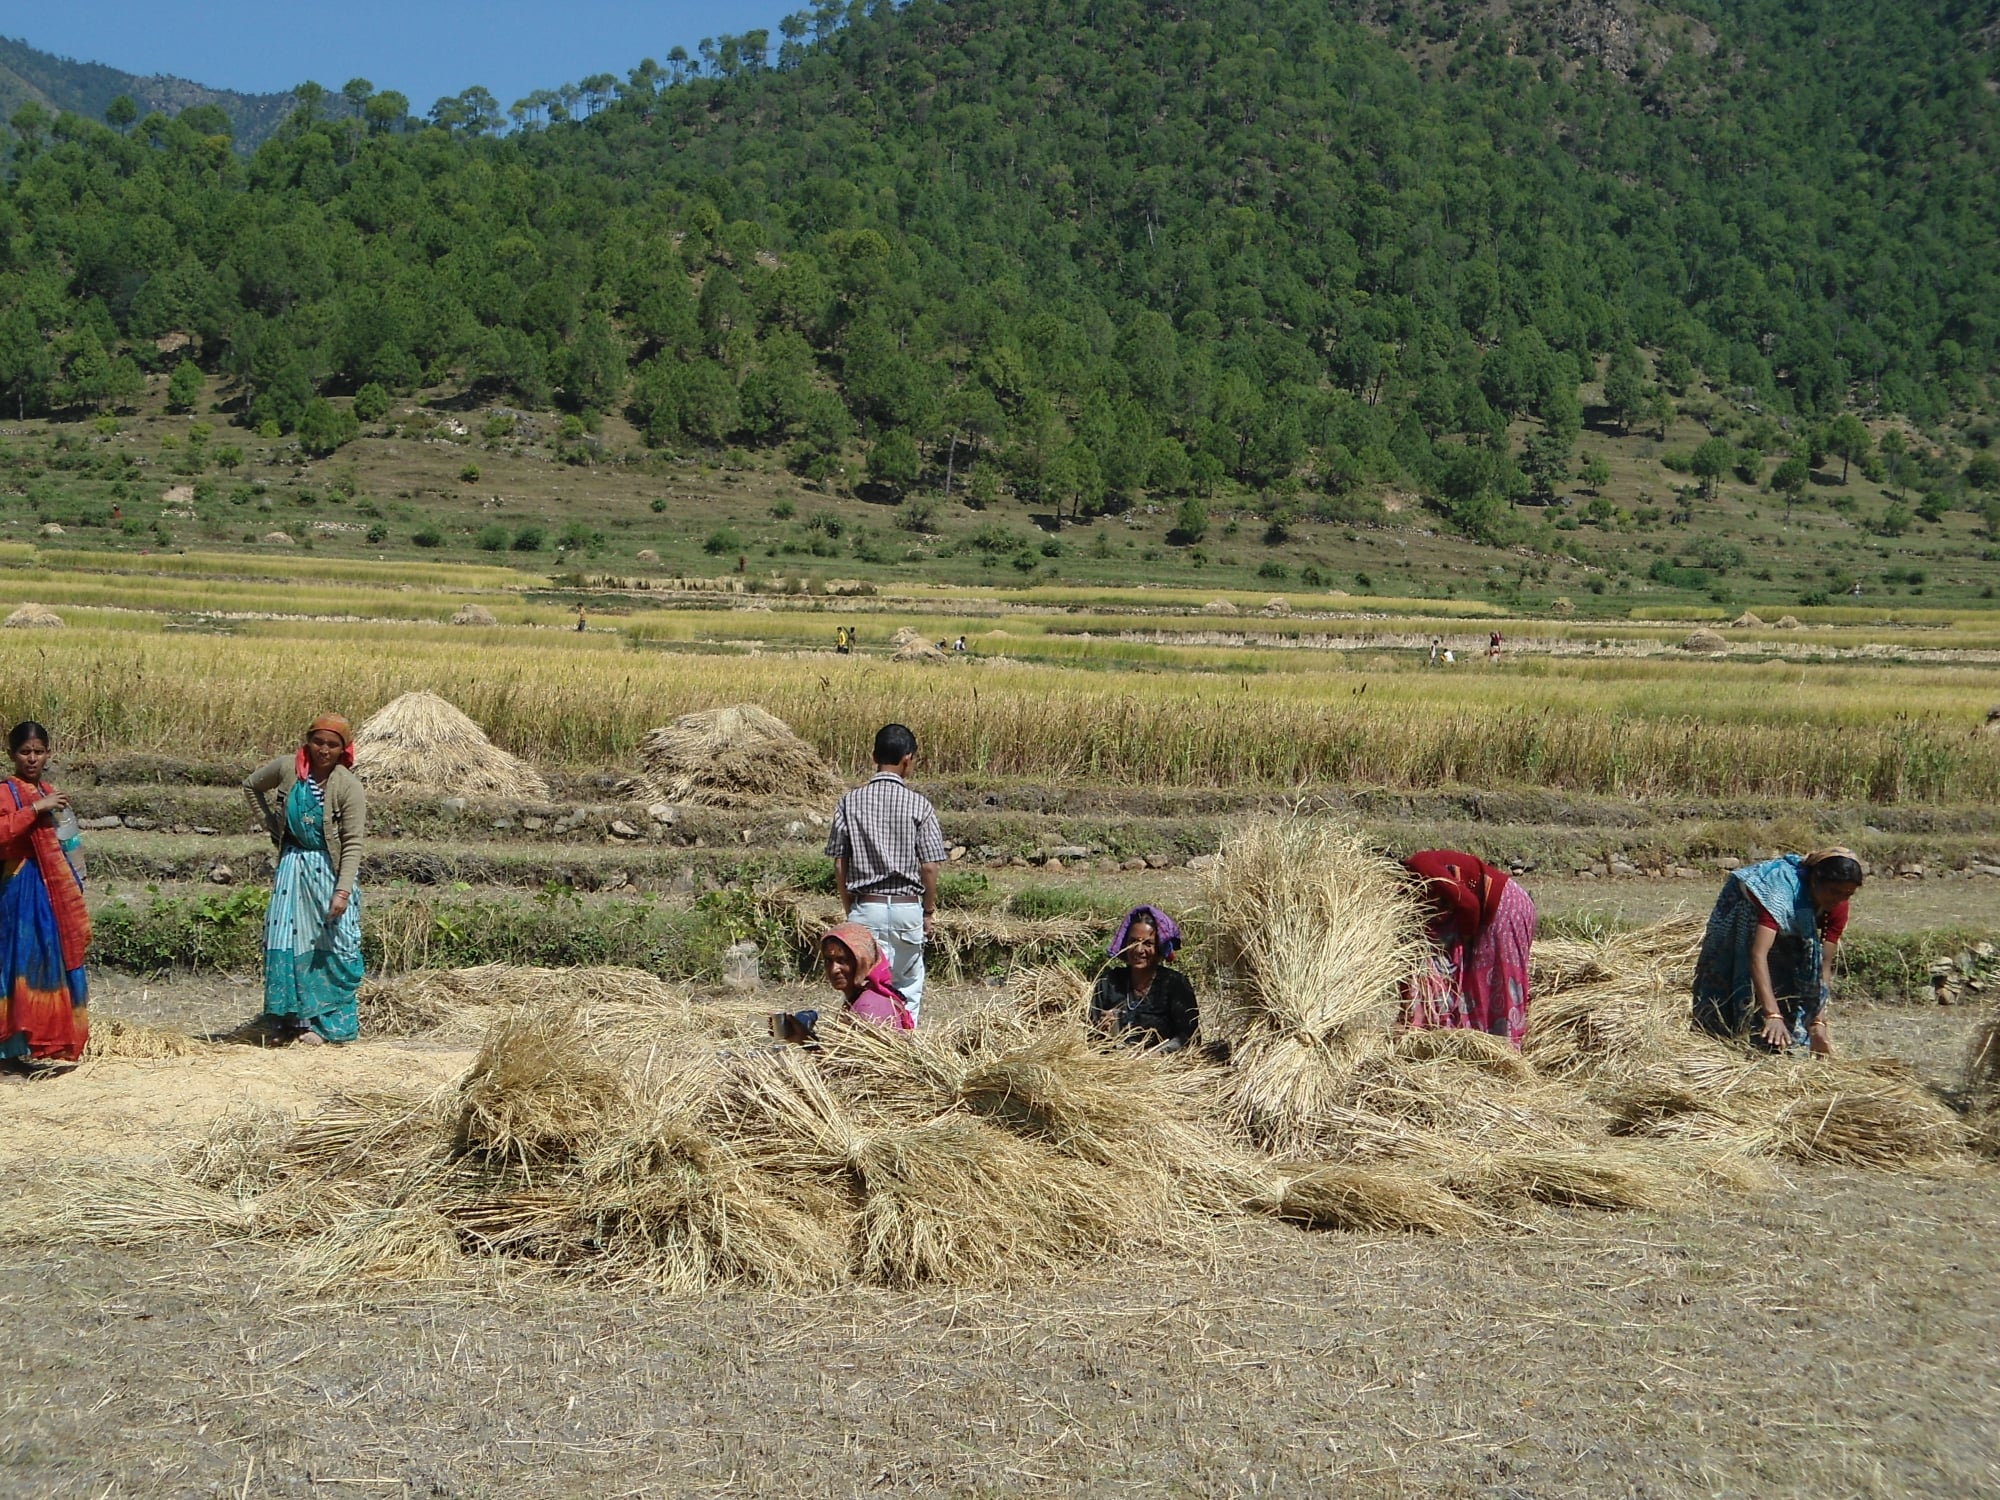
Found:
[33,815,1986,1292]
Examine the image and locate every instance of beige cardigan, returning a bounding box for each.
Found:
[243,756,366,894]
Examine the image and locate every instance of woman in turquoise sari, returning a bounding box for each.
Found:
[243,714,366,1044]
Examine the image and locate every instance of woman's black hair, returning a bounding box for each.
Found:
[7,720,50,753]
[1806,854,1865,887]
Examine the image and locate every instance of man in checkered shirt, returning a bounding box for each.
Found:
[825,723,947,1023]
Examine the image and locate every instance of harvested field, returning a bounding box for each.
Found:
[3,993,1996,1499]
[27,819,1983,1304]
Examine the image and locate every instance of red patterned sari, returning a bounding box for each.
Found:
[0,778,91,1061]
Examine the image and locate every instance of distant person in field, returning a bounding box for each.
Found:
[1428,636,1441,666]
[835,625,852,654]
[243,715,366,1045]
[826,724,946,1024]
[0,721,91,1070]
[954,635,967,653]
[1488,631,1502,662]
[1400,850,1537,1049]
[1693,850,1863,1055]
[1091,905,1198,1053]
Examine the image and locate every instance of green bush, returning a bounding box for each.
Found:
[511,525,545,552]
[94,886,271,973]
[476,524,509,551]
[353,383,391,422]
[411,526,445,548]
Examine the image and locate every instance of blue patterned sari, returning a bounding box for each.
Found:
[1691,856,1824,1050]
[262,776,362,1042]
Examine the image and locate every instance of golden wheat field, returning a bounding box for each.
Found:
[1,547,1997,800]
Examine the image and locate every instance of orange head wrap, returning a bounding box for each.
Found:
[299,714,357,774]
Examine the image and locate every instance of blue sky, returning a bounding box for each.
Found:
[15,1,798,111]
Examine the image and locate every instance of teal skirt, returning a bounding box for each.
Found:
[262,843,362,1042]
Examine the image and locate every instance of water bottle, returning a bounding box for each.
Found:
[54,805,85,882]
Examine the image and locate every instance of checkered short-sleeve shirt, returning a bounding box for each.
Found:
[825,772,948,898]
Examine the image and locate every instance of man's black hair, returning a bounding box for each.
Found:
[872,723,918,765]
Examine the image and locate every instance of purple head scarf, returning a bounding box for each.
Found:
[1110,904,1181,964]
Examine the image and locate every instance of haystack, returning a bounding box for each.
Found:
[449,603,498,626]
[1262,597,1291,616]
[637,704,842,809]
[351,691,548,800]
[1731,611,1765,629]
[3,602,63,629]
[1202,598,1239,616]
[1524,922,1969,1168]
[262,531,295,546]
[890,626,924,647]
[1680,628,1728,654]
[893,638,950,663]
[1775,615,1802,629]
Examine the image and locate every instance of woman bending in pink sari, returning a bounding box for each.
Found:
[1400,850,1536,1049]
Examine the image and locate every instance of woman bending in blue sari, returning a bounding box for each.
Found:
[243,714,366,1044]
[1692,850,1863,1055]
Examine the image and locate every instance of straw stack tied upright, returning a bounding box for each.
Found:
[1204,819,1426,1154]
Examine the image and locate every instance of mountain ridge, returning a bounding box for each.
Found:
[1,33,307,147]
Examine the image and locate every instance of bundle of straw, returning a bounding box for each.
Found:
[1202,819,1426,1153]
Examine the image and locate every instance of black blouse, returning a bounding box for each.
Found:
[1089,965,1199,1050]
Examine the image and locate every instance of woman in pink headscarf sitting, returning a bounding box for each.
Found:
[821,921,915,1029]
[772,922,918,1043]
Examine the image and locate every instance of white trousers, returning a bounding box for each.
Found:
[850,900,927,1024]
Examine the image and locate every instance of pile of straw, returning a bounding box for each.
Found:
[3,602,62,629]
[360,963,689,1038]
[75,989,1258,1291]
[449,603,498,626]
[893,638,949,664]
[1731,611,1765,629]
[1681,628,1728,654]
[1524,923,1969,1168]
[83,1017,219,1060]
[352,691,549,800]
[1202,598,1239,616]
[638,704,843,809]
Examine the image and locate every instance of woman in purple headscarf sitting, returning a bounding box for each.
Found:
[1090,905,1199,1053]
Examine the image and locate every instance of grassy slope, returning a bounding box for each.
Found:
[6,366,1997,615]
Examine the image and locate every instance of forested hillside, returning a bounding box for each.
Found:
[2,0,1997,543]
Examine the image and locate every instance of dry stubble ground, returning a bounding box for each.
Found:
[4,984,1998,1499]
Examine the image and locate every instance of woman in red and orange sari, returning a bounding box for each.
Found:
[0,720,91,1068]
[1400,849,1536,1049]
